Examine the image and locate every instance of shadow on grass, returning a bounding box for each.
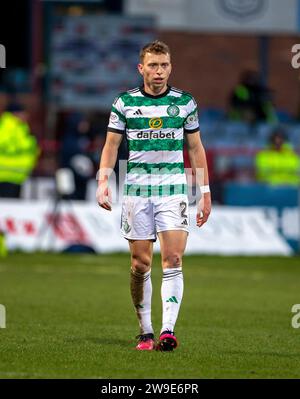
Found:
[64,336,130,347]
[222,350,300,358]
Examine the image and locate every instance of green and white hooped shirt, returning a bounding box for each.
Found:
[108,86,199,198]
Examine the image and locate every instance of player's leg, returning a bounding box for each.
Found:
[121,196,157,349]
[157,230,187,350]
[129,239,155,350]
[154,195,189,350]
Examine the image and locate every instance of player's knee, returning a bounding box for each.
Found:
[162,253,182,268]
[131,254,151,273]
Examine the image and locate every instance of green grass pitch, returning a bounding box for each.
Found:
[0,253,300,379]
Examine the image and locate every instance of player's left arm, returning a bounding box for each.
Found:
[185,131,211,227]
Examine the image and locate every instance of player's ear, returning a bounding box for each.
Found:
[138,63,143,76]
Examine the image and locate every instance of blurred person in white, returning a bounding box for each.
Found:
[60,112,94,200]
[0,102,39,198]
[96,40,211,351]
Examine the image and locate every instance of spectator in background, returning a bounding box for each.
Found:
[0,103,40,198]
[229,69,277,124]
[60,112,94,200]
[255,129,300,186]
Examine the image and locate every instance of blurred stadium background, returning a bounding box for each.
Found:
[1,0,300,379]
[0,0,300,255]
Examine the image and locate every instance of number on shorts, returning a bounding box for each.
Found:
[180,201,187,218]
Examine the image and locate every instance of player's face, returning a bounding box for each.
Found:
[138,52,172,93]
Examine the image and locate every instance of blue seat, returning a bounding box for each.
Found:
[199,107,226,123]
[276,110,294,123]
[224,182,298,207]
[286,124,300,147]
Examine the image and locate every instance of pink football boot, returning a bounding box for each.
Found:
[135,333,155,351]
[157,331,178,351]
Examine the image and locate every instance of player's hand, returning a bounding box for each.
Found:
[96,183,112,211]
[196,193,211,227]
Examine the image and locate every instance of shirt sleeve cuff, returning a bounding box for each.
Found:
[184,127,199,134]
[107,128,125,134]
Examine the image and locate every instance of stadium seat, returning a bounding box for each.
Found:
[223,122,252,146]
[286,124,300,147]
[255,123,274,145]
[199,107,226,123]
[276,110,294,123]
[224,182,298,206]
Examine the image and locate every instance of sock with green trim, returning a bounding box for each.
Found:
[161,267,183,333]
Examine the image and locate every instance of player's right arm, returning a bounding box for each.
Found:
[96,131,123,211]
[97,95,126,211]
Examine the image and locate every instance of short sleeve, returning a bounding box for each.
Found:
[107,96,126,134]
[184,97,199,134]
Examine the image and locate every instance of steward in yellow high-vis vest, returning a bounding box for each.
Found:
[0,109,40,196]
[255,131,300,186]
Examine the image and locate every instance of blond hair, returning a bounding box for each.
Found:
[139,40,171,63]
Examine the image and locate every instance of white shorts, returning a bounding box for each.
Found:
[120,195,189,241]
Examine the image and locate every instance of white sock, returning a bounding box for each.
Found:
[130,268,153,335]
[161,267,184,333]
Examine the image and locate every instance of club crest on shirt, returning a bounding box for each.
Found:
[167,104,180,117]
[122,219,131,233]
[217,0,267,20]
[149,117,163,129]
